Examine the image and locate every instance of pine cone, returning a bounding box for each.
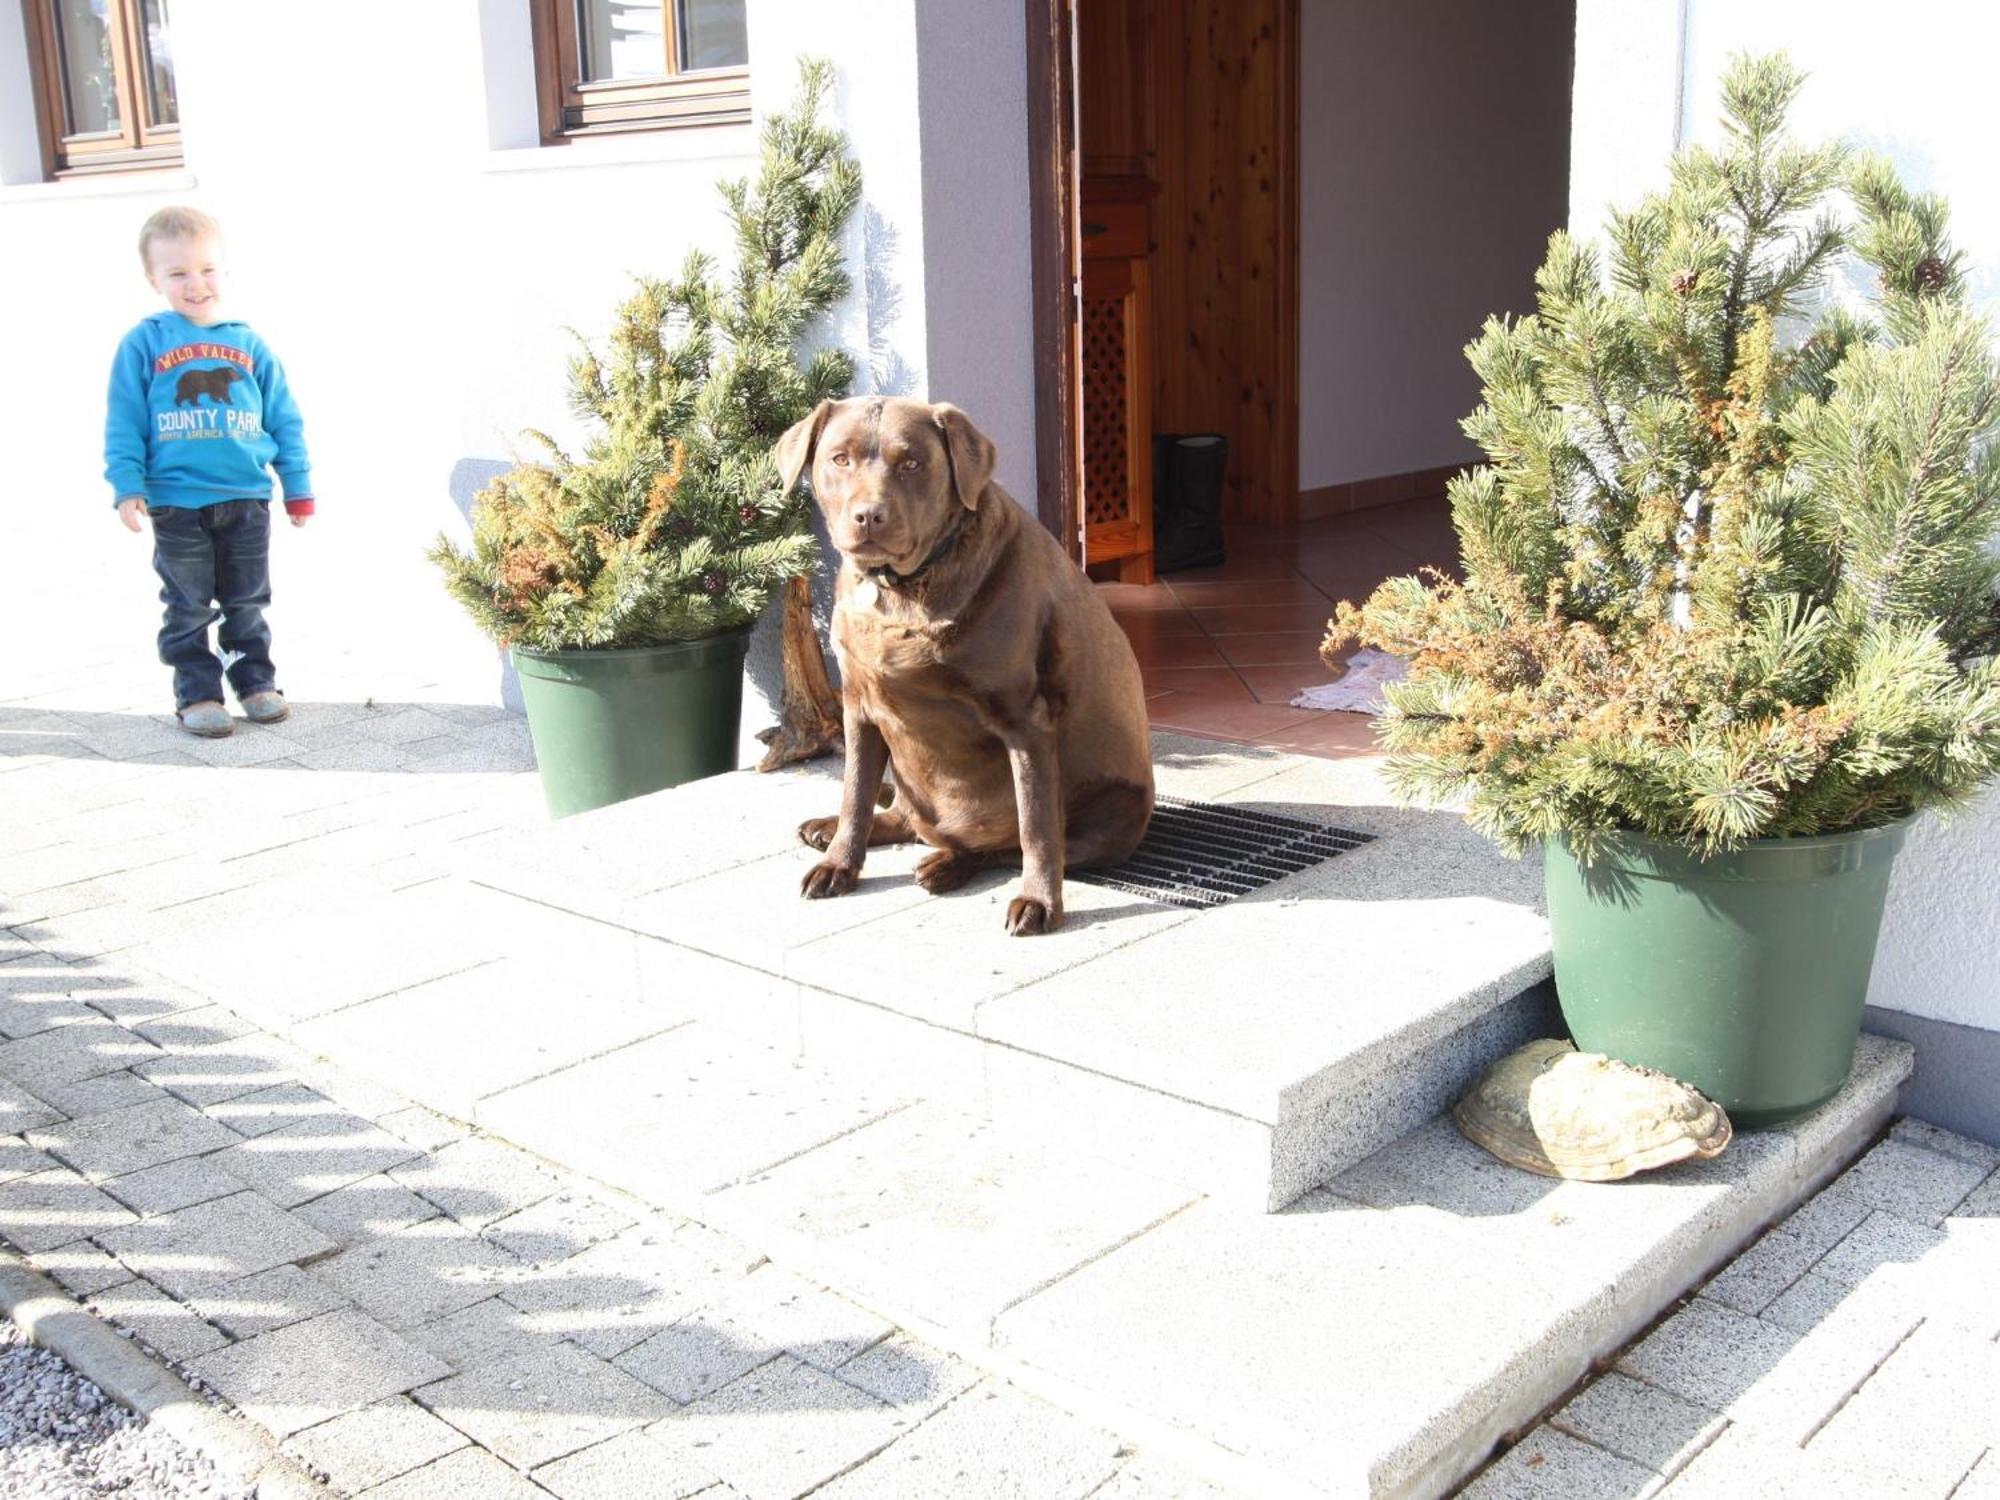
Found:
[1915,257,1948,293]
[668,515,695,540]
[701,570,729,597]
[1671,268,1700,297]
[738,504,761,525]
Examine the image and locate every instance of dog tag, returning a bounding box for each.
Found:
[853,577,880,609]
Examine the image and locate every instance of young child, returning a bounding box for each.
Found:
[105,206,316,737]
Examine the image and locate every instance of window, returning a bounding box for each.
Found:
[531,0,749,141]
[22,0,181,176]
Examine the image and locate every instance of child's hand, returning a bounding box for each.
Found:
[116,497,149,533]
[290,512,311,528]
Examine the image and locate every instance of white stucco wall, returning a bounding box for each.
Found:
[0,0,1031,762]
[1572,0,2000,1033]
[1297,0,1573,491]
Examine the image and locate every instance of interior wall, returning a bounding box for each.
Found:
[1297,0,1574,493]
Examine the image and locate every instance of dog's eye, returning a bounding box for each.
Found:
[830,452,851,468]
[899,458,921,473]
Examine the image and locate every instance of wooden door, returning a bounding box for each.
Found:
[1081,190,1155,581]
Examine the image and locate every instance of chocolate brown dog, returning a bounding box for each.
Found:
[775,397,1154,934]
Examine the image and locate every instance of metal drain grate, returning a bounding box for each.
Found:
[1071,795,1374,910]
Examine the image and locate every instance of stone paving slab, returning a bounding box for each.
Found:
[28,1094,243,1181]
[283,1394,471,1494]
[187,1305,453,1438]
[711,1102,1199,1341]
[94,1189,336,1299]
[415,1340,677,1471]
[528,1428,719,1500]
[0,1166,139,1252]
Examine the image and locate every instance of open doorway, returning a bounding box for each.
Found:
[1028,0,1574,751]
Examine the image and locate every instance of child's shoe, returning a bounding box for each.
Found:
[239,691,289,725]
[177,701,234,738]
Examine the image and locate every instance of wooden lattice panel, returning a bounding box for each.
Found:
[1082,293,1131,527]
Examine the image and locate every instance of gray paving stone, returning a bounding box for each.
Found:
[1958,1453,2000,1500]
[188,1306,452,1437]
[414,1341,675,1470]
[389,1134,563,1228]
[648,1354,911,1500]
[0,1134,57,1184]
[814,1380,1123,1500]
[1088,1457,1243,1500]
[403,1295,567,1373]
[713,1103,1197,1338]
[0,1019,160,1091]
[1831,1137,1994,1225]
[33,1238,136,1296]
[102,1154,246,1216]
[475,1022,910,1210]
[209,1109,419,1208]
[65,969,212,1031]
[1459,1427,1662,1500]
[356,1446,552,1500]
[1962,1167,2000,1218]
[135,1037,305,1107]
[0,1166,138,1252]
[1549,1372,1726,1478]
[94,1189,336,1298]
[87,1278,230,1364]
[530,1430,717,1500]
[283,1395,469,1493]
[1760,1271,1863,1336]
[1722,1277,1923,1443]
[378,1104,469,1153]
[312,1218,523,1330]
[1616,1298,1798,1411]
[1794,1323,1995,1493]
[1699,1225,1825,1317]
[496,1229,729,1359]
[0,990,98,1039]
[1888,1117,2000,1170]
[27,1095,241,1180]
[30,1068,167,1119]
[1812,1209,1948,1287]
[190,1263,351,1340]
[834,1334,980,1419]
[201,1081,336,1138]
[715,1264,894,1374]
[614,1312,779,1405]
[0,1078,61,1135]
[484,1188,637,1265]
[133,1002,259,1050]
[291,1172,441,1247]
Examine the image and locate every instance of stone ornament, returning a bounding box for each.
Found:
[1453,1039,1732,1181]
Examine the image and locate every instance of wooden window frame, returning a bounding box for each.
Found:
[22,0,183,178]
[529,0,749,143]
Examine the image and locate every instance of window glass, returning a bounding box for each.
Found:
[55,0,121,135]
[142,0,177,124]
[580,0,665,83]
[677,0,746,70]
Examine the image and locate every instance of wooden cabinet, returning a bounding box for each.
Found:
[1081,181,1155,583]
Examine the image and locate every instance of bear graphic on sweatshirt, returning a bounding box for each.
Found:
[174,366,245,408]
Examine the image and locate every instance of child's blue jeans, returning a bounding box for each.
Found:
[149,500,278,711]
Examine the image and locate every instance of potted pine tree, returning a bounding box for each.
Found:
[1329,54,2000,1125]
[431,60,859,817]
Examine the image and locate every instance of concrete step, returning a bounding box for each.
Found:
[446,734,1554,1210]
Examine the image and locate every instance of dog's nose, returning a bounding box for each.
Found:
[850,502,888,534]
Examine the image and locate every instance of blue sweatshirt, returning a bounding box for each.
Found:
[104,311,315,511]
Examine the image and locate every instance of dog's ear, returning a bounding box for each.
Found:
[774,400,835,494]
[933,404,996,511]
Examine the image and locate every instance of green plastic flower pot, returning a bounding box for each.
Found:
[1543,820,1909,1128]
[511,629,751,818]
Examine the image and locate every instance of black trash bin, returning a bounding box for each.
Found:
[1152,432,1228,573]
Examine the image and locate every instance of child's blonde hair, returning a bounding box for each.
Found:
[138,206,223,270]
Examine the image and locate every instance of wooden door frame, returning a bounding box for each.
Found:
[1025,0,1083,551]
[1025,0,1301,547]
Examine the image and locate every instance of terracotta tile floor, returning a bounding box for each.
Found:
[1096,493,1460,759]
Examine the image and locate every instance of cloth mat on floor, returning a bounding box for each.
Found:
[1290,648,1408,714]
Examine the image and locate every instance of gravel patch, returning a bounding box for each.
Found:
[0,1316,251,1498]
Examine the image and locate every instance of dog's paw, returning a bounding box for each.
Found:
[915,849,981,894]
[1004,895,1062,935]
[801,860,860,900]
[797,816,839,851]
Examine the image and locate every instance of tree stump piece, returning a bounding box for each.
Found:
[756,573,843,771]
